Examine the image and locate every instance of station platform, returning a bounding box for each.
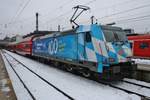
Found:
[137,64,150,72]
[0,50,16,100]
[136,64,150,82]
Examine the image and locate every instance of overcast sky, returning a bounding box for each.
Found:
[0,0,150,39]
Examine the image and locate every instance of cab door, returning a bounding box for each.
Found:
[77,32,97,62]
[84,31,97,62]
[77,33,85,61]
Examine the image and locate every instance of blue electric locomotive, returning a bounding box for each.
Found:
[32,24,137,80]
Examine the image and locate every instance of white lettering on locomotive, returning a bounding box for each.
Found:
[48,38,58,54]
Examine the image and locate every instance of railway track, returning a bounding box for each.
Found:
[3,53,36,100]
[123,79,150,89]
[3,50,150,99]
[97,80,150,99]
[2,51,74,100]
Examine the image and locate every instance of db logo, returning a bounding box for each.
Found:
[48,38,58,54]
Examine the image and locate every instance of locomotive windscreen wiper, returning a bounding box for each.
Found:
[113,32,120,42]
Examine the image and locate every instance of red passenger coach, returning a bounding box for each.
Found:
[15,36,34,56]
[8,41,17,52]
[14,31,55,56]
[128,34,150,58]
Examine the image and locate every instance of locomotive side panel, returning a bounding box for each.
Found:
[128,34,150,58]
[32,34,78,61]
[54,34,78,60]
[133,40,150,57]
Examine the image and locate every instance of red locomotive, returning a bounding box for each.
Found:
[128,34,150,58]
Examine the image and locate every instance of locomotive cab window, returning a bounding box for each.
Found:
[130,43,133,48]
[139,42,149,49]
[85,32,91,43]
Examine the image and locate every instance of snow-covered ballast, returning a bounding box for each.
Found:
[32,24,137,80]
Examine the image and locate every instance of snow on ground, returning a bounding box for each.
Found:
[112,80,150,97]
[5,54,69,100]
[124,78,150,88]
[4,50,141,100]
[132,58,150,65]
[1,53,33,100]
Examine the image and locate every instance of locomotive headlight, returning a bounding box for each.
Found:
[127,57,131,61]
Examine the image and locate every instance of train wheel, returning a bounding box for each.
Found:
[66,66,73,72]
[54,62,59,67]
[82,70,91,77]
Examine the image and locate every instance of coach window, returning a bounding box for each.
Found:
[85,32,91,43]
[139,42,149,49]
[25,44,30,48]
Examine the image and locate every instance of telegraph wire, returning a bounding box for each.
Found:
[5,0,74,25]
[2,0,73,30]
[43,0,98,26]
[3,0,149,26]
[2,0,150,34]
[9,0,25,24]
[43,0,150,30]
[80,2,150,24]
[42,10,73,25]
[83,0,97,5]
[3,0,140,25]
[4,0,32,34]
[9,16,34,25]
[97,3,150,20]
[109,10,150,21]
[9,0,32,24]
[116,14,150,23]
[92,0,140,12]
[40,0,75,18]
[116,16,150,24]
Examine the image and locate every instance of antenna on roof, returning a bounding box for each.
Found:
[58,25,60,32]
[36,12,39,32]
[70,5,90,28]
[91,16,94,24]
